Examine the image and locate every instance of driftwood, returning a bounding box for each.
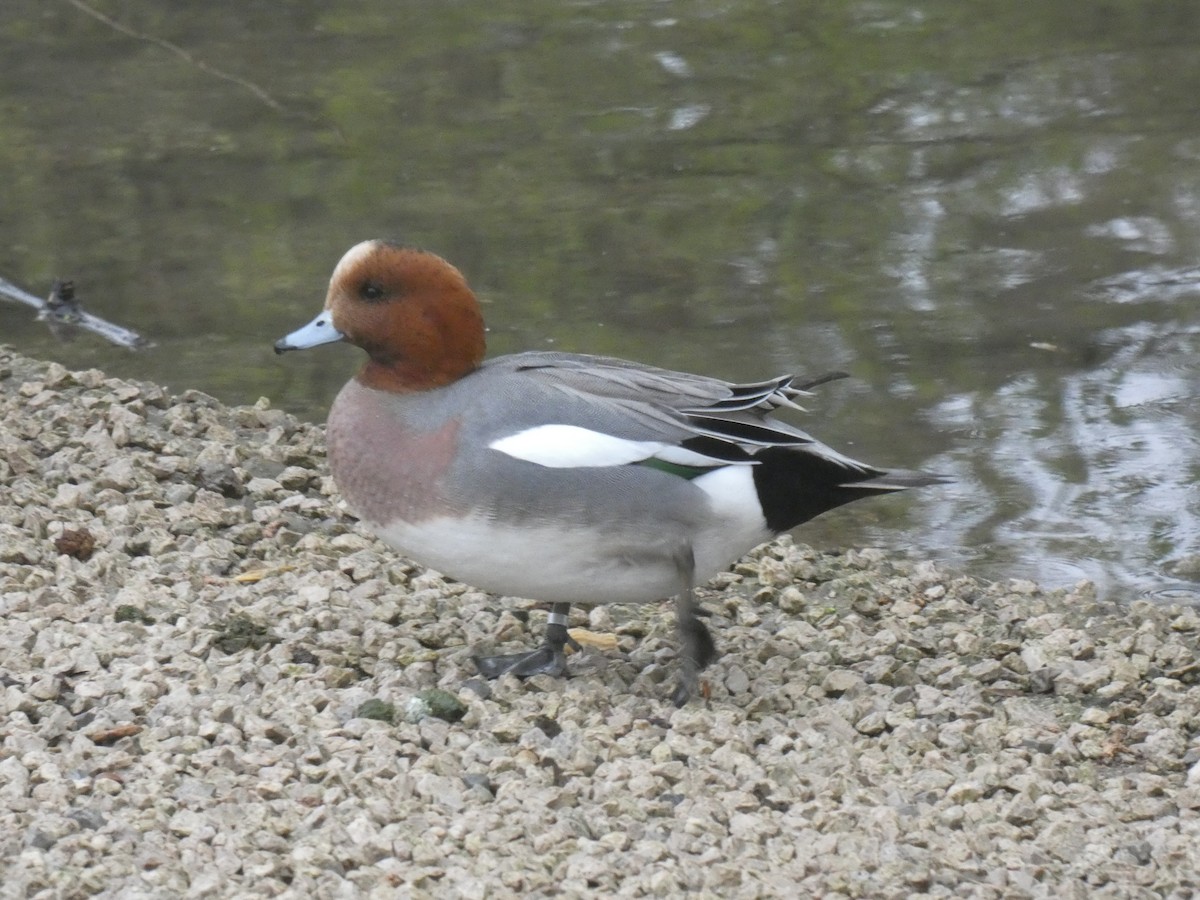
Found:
[0,276,151,350]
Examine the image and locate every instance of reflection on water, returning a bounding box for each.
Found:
[924,321,1199,599]
[0,0,1196,602]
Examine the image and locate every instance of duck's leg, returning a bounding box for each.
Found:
[668,533,720,706]
[670,590,719,706]
[474,603,582,679]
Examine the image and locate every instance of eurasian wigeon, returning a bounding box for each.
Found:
[276,240,945,704]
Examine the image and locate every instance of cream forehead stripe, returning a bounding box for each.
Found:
[329,240,380,288]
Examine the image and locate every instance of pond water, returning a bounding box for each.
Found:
[2,0,1197,602]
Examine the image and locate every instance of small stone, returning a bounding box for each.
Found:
[725,666,751,695]
[357,699,397,723]
[114,605,155,624]
[969,659,1005,683]
[1028,668,1056,694]
[66,808,107,830]
[54,528,96,560]
[88,724,142,746]
[947,781,983,803]
[97,457,138,491]
[407,689,467,723]
[462,773,494,795]
[777,586,806,613]
[821,670,864,696]
[277,466,314,490]
[1003,797,1038,825]
[855,711,888,735]
[757,555,791,587]
[323,667,360,688]
[212,615,278,654]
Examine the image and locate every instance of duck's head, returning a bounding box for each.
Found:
[274,240,486,392]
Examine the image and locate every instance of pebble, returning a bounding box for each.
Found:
[2,346,1200,896]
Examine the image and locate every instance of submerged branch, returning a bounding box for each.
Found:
[0,275,152,350]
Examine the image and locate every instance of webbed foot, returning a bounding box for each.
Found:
[474,603,580,680]
[474,643,572,679]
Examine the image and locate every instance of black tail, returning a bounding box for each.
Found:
[751,446,947,533]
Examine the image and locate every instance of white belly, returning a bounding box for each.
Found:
[370,515,681,603]
[359,467,773,605]
[369,511,768,605]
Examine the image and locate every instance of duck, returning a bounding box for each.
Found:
[275,240,945,705]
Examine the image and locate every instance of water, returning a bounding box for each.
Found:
[1,0,1196,602]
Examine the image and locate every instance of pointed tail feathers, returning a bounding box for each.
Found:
[752,446,948,533]
[844,468,951,492]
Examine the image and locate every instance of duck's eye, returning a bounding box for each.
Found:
[360,281,386,302]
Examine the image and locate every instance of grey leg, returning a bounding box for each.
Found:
[669,543,718,706]
[474,602,582,679]
[670,591,719,706]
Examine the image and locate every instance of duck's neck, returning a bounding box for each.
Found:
[356,356,479,393]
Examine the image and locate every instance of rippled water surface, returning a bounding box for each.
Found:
[1,1,1197,601]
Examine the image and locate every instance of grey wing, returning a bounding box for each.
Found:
[494,351,856,465]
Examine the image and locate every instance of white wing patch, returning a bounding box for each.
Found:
[490,425,668,468]
[489,424,753,470]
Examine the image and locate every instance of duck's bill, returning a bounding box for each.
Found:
[274,311,344,354]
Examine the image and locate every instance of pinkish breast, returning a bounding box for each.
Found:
[325,380,463,527]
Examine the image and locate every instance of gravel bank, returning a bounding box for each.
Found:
[2,346,1199,899]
